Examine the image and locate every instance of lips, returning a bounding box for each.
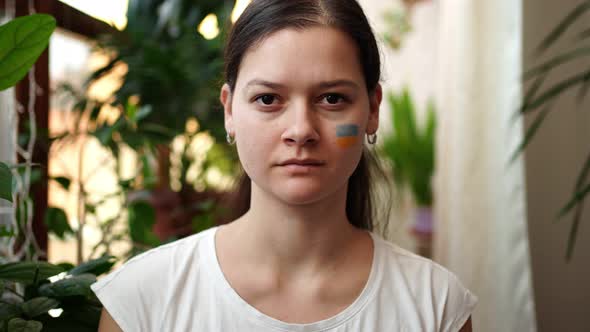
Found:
[278,158,325,166]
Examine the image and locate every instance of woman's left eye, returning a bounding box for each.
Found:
[321,93,347,105]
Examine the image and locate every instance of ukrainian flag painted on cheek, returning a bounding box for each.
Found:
[336,124,359,148]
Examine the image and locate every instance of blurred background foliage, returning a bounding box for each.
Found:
[49,0,240,260]
[1,0,246,328]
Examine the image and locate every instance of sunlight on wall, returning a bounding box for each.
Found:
[58,0,128,30]
[198,13,219,40]
[231,0,251,23]
[48,31,132,264]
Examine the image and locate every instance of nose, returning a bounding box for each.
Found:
[281,101,320,146]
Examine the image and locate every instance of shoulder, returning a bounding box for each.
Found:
[93,226,215,291]
[90,227,217,331]
[372,234,477,332]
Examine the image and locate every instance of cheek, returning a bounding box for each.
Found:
[335,124,361,149]
[234,123,273,174]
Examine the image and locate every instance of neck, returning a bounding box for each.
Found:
[230,182,362,275]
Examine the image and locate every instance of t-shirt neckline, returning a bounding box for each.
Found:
[205,226,382,332]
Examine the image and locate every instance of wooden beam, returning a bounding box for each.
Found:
[2,0,116,38]
[14,0,51,257]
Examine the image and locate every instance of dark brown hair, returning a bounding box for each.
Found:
[223,0,390,232]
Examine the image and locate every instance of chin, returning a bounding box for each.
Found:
[274,183,340,206]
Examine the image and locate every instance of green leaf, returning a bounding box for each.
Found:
[0,262,63,284]
[6,318,42,332]
[521,69,590,113]
[575,73,590,104]
[579,27,590,40]
[50,177,70,191]
[0,14,57,91]
[0,225,15,238]
[55,263,75,272]
[44,207,74,240]
[555,182,590,220]
[84,56,121,86]
[20,297,59,318]
[0,162,13,202]
[0,303,21,322]
[93,124,115,146]
[38,274,96,298]
[515,73,547,120]
[574,151,590,192]
[134,105,152,122]
[566,193,585,261]
[557,152,590,263]
[524,46,590,81]
[535,1,590,55]
[192,213,215,234]
[509,105,552,164]
[124,101,138,122]
[128,201,160,247]
[68,256,115,277]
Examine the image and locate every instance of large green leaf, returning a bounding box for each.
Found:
[6,318,42,332]
[0,162,13,202]
[0,14,56,91]
[20,297,59,318]
[0,303,22,322]
[38,274,96,298]
[44,207,74,240]
[0,262,63,284]
[68,256,115,277]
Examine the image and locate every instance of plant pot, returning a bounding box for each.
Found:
[410,206,433,258]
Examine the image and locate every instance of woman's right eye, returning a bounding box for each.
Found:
[254,94,278,106]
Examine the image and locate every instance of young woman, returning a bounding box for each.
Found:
[94,0,477,331]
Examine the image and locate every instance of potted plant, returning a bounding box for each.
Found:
[0,14,116,331]
[379,87,436,257]
[52,0,240,257]
[516,0,590,260]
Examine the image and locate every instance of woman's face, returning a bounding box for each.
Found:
[220,26,381,206]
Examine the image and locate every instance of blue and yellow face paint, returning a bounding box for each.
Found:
[336,124,359,148]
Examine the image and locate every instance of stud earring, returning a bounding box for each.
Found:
[367,133,377,145]
[226,132,235,145]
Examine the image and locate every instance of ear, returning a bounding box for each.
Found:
[366,83,382,135]
[220,83,234,135]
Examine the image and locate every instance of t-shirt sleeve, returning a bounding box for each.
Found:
[91,249,171,332]
[439,271,478,332]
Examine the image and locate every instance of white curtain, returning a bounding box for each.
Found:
[434,0,537,331]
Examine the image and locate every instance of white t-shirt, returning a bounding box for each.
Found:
[91,226,477,332]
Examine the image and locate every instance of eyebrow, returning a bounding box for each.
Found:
[245,79,360,90]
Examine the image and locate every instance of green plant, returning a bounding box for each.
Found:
[0,14,55,91]
[0,13,56,260]
[379,88,436,207]
[515,0,590,260]
[0,13,116,331]
[49,0,240,259]
[0,256,115,332]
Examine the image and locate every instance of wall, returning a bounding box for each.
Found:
[357,0,439,252]
[523,0,590,331]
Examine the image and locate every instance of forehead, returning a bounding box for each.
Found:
[235,26,366,90]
